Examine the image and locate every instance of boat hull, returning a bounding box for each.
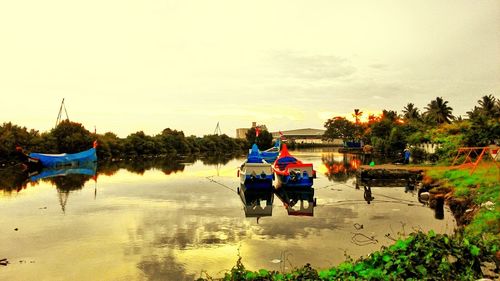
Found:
[272,144,315,189]
[239,162,274,192]
[274,172,314,189]
[29,148,97,168]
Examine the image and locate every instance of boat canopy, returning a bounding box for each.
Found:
[29,147,97,168]
[247,144,264,163]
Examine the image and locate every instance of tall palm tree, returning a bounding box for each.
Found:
[477,95,499,119]
[424,97,454,124]
[402,103,420,120]
[352,109,363,124]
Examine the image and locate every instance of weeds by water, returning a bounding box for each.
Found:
[197,231,495,280]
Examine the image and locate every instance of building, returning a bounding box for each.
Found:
[271,128,341,145]
[236,122,268,139]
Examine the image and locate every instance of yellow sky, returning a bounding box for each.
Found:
[1,0,498,137]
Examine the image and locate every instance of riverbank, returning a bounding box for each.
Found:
[198,163,500,280]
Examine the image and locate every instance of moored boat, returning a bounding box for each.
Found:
[28,142,97,168]
[238,144,274,192]
[272,144,316,189]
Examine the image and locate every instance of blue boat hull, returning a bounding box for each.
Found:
[241,174,274,192]
[29,148,97,168]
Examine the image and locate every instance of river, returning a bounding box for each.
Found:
[0,148,455,280]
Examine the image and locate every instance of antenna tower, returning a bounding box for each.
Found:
[55,98,70,127]
[214,121,222,135]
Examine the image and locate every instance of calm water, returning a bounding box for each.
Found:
[0,149,455,280]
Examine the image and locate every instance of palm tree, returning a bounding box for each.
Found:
[402,103,420,120]
[381,110,398,122]
[477,95,499,119]
[352,109,363,124]
[424,97,454,124]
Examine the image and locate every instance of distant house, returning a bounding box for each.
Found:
[271,128,342,145]
[236,122,268,139]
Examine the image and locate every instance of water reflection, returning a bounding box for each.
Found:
[0,154,238,195]
[0,166,31,193]
[238,188,274,218]
[274,187,316,217]
[98,157,187,176]
[322,152,362,182]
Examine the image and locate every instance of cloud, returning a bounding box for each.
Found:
[271,52,357,80]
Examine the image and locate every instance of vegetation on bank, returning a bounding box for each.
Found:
[0,120,251,164]
[323,95,499,162]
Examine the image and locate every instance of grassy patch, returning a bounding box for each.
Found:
[426,163,500,247]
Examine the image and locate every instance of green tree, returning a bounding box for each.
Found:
[402,103,421,121]
[424,97,454,124]
[124,131,160,156]
[323,117,362,142]
[49,120,94,153]
[246,127,273,149]
[158,128,191,155]
[477,94,499,119]
[96,132,124,159]
[0,122,39,161]
[465,94,500,146]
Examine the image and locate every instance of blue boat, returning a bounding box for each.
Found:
[260,139,280,163]
[238,144,274,191]
[29,146,97,168]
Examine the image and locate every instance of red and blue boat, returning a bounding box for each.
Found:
[272,144,316,189]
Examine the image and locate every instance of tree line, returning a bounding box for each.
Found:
[323,95,500,162]
[0,120,252,163]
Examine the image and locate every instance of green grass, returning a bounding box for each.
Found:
[426,164,500,247]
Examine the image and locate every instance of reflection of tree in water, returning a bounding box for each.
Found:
[0,167,30,193]
[46,174,92,192]
[200,152,240,166]
[322,152,361,183]
[42,173,95,213]
[98,158,186,176]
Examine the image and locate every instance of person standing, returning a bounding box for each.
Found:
[404,148,411,164]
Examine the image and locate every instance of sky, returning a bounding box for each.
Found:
[1,0,499,137]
